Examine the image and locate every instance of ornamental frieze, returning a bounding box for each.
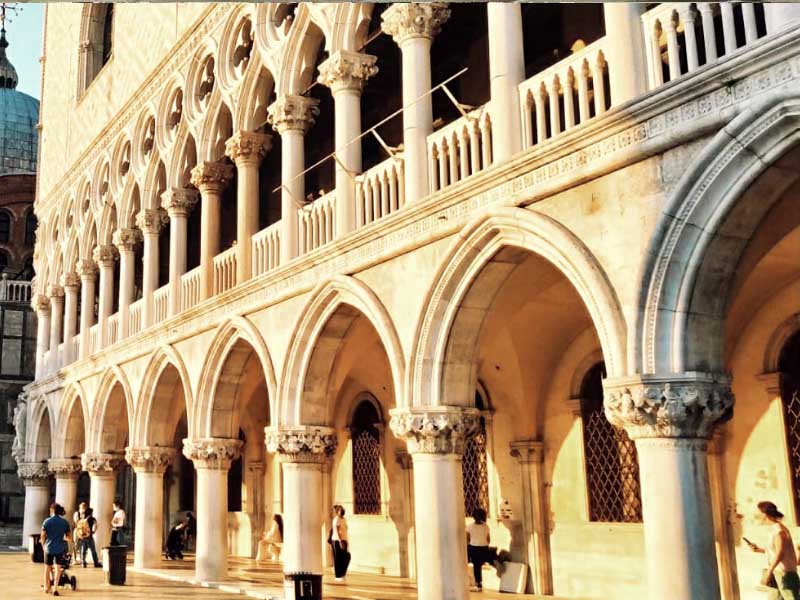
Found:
[264,426,337,463]
[389,406,480,455]
[182,437,243,469]
[125,446,175,473]
[81,452,126,473]
[48,458,83,477]
[18,462,51,486]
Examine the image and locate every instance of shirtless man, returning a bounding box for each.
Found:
[747,501,800,599]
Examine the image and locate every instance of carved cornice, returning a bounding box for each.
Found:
[161,188,199,218]
[48,458,83,478]
[81,452,125,474]
[189,161,234,194]
[92,244,119,267]
[318,50,378,94]
[125,446,175,473]
[31,293,50,313]
[18,462,51,486]
[136,208,169,235]
[112,228,143,252]
[182,437,243,470]
[389,406,480,455]
[76,258,98,280]
[509,439,545,465]
[264,426,337,463]
[603,373,734,439]
[381,3,451,45]
[46,284,64,299]
[267,95,320,135]
[224,131,272,166]
[61,272,80,290]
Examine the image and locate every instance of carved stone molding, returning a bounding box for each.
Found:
[46,284,64,299]
[389,406,480,455]
[112,228,143,252]
[31,293,50,313]
[92,244,119,267]
[18,462,51,486]
[48,458,83,479]
[603,373,734,439]
[381,3,451,45]
[318,50,378,94]
[182,437,243,470]
[224,131,272,166]
[125,446,176,474]
[136,208,169,235]
[81,452,125,474]
[161,188,199,218]
[189,161,235,193]
[76,258,98,280]
[267,95,320,135]
[61,272,80,290]
[510,439,545,465]
[264,426,337,463]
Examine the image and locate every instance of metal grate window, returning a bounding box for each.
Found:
[462,417,489,517]
[581,363,642,523]
[352,399,382,515]
[780,332,800,518]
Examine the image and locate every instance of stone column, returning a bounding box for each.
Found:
[395,451,417,579]
[267,96,319,262]
[225,131,271,283]
[190,161,234,299]
[112,228,142,339]
[766,3,800,33]
[136,208,168,328]
[32,294,50,378]
[601,3,648,103]
[82,452,125,549]
[264,426,336,600]
[60,273,80,364]
[126,447,175,568]
[182,438,243,582]
[390,406,480,600]
[161,188,199,317]
[93,245,118,348]
[487,3,524,161]
[318,50,378,237]
[509,440,552,595]
[707,431,739,600]
[603,373,734,600]
[19,462,52,543]
[47,284,64,371]
[382,3,450,202]
[49,458,82,520]
[76,258,97,360]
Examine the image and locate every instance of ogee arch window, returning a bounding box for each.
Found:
[0,211,11,244]
[462,389,489,516]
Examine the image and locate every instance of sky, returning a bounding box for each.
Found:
[4,2,44,99]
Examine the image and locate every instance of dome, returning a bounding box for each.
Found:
[0,28,39,176]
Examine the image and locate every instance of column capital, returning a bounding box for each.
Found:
[60,272,80,290]
[182,437,243,470]
[160,188,199,218]
[18,461,51,486]
[125,446,175,474]
[509,439,544,465]
[389,406,480,455]
[381,3,451,45]
[76,258,98,280]
[267,95,320,135]
[46,283,64,299]
[224,131,272,166]
[602,373,734,440]
[48,458,82,479]
[81,451,125,474]
[264,426,337,463]
[112,227,143,252]
[136,208,169,235]
[92,244,119,268]
[31,293,50,313]
[189,160,235,194]
[317,50,378,94]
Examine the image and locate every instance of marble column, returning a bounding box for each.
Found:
[126,447,175,568]
[60,273,80,364]
[382,3,450,202]
[47,284,64,372]
[765,3,800,33]
[82,452,125,549]
[93,244,118,348]
[182,438,243,582]
[603,373,734,600]
[390,406,480,600]
[602,3,648,103]
[136,208,168,328]
[161,188,199,317]
[487,3,524,161]
[265,426,337,600]
[318,50,378,237]
[113,228,142,339]
[32,293,50,378]
[76,258,97,360]
[395,451,417,579]
[267,96,319,262]
[49,458,82,520]
[19,462,51,544]
[225,131,271,283]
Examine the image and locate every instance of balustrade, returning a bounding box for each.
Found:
[153,285,170,324]
[89,324,98,355]
[72,334,81,361]
[0,279,32,303]
[181,266,201,312]
[428,107,493,193]
[107,313,119,346]
[355,156,405,227]
[213,247,237,295]
[252,222,281,277]
[298,190,336,254]
[129,298,143,336]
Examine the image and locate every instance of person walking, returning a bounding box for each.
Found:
[466,507,500,592]
[41,503,71,596]
[78,508,101,568]
[184,511,196,552]
[110,500,126,546]
[165,521,187,560]
[746,501,800,599]
[72,502,87,565]
[329,505,350,583]
[257,514,283,562]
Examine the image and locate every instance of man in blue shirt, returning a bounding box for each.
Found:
[41,502,71,596]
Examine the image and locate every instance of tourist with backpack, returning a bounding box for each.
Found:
[72,502,87,565]
[77,508,101,568]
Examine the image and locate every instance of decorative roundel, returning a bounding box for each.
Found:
[185,51,216,123]
[218,16,254,90]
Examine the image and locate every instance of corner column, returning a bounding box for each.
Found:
[93,245,118,348]
[487,3,524,161]
[390,406,480,600]
[19,462,51,544]
[49,458,82,521]
[32,294,50,378]
[182,438,243,582]
[76,258,97,359]
[82,452,125,549]
[265,427,336,600]
[603,373,734,600]
[60,273,79,364]
[136,208,167,328]
[113,228,142,339]
[161,188,199,318]
[47,284,64,371]
[601,3,648,102]
[382,3,450,202]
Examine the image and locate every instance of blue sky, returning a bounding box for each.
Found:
[4,2,44,99]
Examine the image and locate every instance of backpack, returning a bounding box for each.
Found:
[75,518,91,540]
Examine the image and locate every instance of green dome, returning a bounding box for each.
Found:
[0,28,39,176]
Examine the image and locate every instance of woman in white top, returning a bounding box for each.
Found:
[466,507,494,591]
[330,505,350,582]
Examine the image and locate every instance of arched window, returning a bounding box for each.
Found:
[462,389,489,516]
[24,210,37,246]
[78,3,115,96]
[779,331,800,516]
[351,399,382,515]
[0,251,8,272]
[0,211,11,244]
[580,362,642,523]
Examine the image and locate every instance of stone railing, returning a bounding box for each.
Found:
[298,190,336,254]
[129,298,143,336]
[89,324,99,355]
[355,156,405,227]
[519,37,609,150]
[213,247,237,295]
[252,222,281,277]
[154,285,170,324]
[181,266,201,312]
[428,106,493,193]
[0,278,32,303]
[642,2,767,89]
[72,333,81,360]
[107,313,119,346]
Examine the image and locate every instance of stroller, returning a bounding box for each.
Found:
[49,552,78,592]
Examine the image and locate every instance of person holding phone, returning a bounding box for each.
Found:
[746,501,800,599]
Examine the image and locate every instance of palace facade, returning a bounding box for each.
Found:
[23,3,800,600]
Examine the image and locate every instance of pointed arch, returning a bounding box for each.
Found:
[275,5,326,95]
[27,394,55,462]
[198,96,233,163]
[235,62,275,132]
[88,366,134,453]
[55,382,89,459]
[97,201,118,246]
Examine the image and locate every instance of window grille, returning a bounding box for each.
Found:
[780,332,800,518]
[581,363,642,523]
[0,212,10,244]
[462,417,489,517]
[352,399,382,515]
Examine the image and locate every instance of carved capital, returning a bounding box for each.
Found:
[76,258,98,280]
[318,51,378,94]
[136,208,169,235]
[81,452,125,474]
[381,3,451,45]
[31,293,50,313]
[161,188,199,218]
[264,426,337,463]
[18,462,51,486]
[61,272,80,290]
[224,131,272,166]
[125,446,175,474]
[509,439,544,465]
[603,373,734,439]
[92,244,119,267]
[182,437,243,470]
[189,161,235,194]
[112,228,143,252]
[46,284,64,299]
[389,406,480,455]
[48,458,82,478]
[267,95,320,135]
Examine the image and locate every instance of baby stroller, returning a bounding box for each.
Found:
[50,552,78,592]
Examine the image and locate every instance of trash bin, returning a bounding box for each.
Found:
[284,572,322,600]
[29,534,43,563]
[102,545,127,585]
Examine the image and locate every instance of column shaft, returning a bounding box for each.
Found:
[488,2,524,161]
[137,208,166,328]
[34,303,50,378]
[200,191,221,299]
[400,37,433,202]
[333,90,361,237]
[48,292,64,370]
[281,130,303,262]
[54,476,79,521]
[89,473,117,549]
[62,286,78,363]
[195,467,229,580]
[77,259,97,360]
[134,471,165,568]
[168,215,186,316]
[236,161,258,282]
[22,484,50,542]
[602,3,648,102]
[282,461,324,576]
[117,249,134,338]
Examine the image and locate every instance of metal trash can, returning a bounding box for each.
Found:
[284,572,322,600]
[102,545,127,585]
[29,534,43,563]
